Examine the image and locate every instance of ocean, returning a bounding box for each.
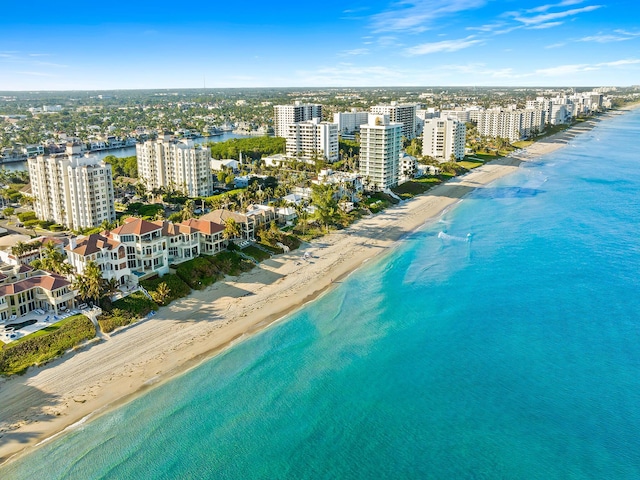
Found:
[3,110,640,479]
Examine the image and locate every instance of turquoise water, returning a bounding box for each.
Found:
[4,111,640,479]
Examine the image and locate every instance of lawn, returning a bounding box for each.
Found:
[0,314,96,376]
[112,291,158,317]
[176,256,221,289]
[457,159,484,170]
[242,245,271,262]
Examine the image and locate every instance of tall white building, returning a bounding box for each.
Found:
[273,102,322,138]
[359,114,403,191]
[476,108,546,142]
[370,102,418,139]
[333,109,369,135]
[136,136,213,197]
[422,118,466,162]
[28,144,116,230]
[285,119,339,162]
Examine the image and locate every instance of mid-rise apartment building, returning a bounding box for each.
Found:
[273,102,322,138]
[285,119,339,162]
[136,136,213,198]
[28,144,116,230]
[476,108,546,142]
[359,114,403,190]
[422,118,466,162]
[333,109,369,136]
[370,102,418,139]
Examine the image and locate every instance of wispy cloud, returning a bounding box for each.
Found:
[371,0,487,33]
[405,37,482,56]
[466,22,506,32]
[580,30,640,42]
[512,4,602,26]
[34,61,68,68]
[28,53,50,57]
[545,42,567,48]
[535,58,640,76]
[338,48,370,57]
[528,21,564,29]
[525,0,585,14]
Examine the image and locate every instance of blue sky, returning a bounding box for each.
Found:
[1,0,638,90]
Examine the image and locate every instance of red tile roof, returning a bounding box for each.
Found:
[151,220,197,236]
[200,209,250,225]
[111,217,162,236]
[66,233,121,256]
[0,273,71,296]
[181,218,225,235]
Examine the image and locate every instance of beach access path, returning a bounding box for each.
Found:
[0,112,621,464]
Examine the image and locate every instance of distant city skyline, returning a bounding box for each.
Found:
[1,0,638,91]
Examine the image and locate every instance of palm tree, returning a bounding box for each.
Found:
[11,241,29,257]
[73,261,104,305]
[151,282,171,306]
[223,218,241,241]
[182,199,195,220]
[103,278,119,300]
[295,202,309,235]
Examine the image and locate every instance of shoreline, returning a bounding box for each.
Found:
[0,109,634,466]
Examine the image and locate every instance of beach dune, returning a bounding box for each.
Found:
[0,115,614,464]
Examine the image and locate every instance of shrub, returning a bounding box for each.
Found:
[49,224,65,232]
[141,274,191,304]
[111,291,158,317]
[0,315,95,376]
[176,257,220,289]
[97,308,137,333]
[207,251,254,277]
[17,211,37,222]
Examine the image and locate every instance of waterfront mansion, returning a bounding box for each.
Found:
[0,265,76,320]
[66,216,227,285]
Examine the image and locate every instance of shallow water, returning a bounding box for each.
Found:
[3,111,640,479]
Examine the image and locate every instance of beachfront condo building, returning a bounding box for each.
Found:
[370,102,418,139]
[136,136,213,198]
[359,114,403,191]
[28,144,116,230]
[273,102,322,138]
[333,109,370,136]
[476,108,546,142]
[422,118,466,162]
[66,217,227,283]
[284,118,339,162]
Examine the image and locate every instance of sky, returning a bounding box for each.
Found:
[0,0,638,90]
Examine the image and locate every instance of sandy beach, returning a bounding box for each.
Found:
[0,111,628,465]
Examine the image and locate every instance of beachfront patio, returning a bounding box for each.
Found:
[0,308,80,344]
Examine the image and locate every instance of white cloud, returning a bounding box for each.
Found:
[371,0,487,33]
[535,58,640,76]
[405,37,482,55]
[466,22,507,32]
[545,42,567,48]
[580,31,640,42]
[528,21,564,29]
[338,48,370,57]
[525,0,585,14]
[513,5,602,26]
